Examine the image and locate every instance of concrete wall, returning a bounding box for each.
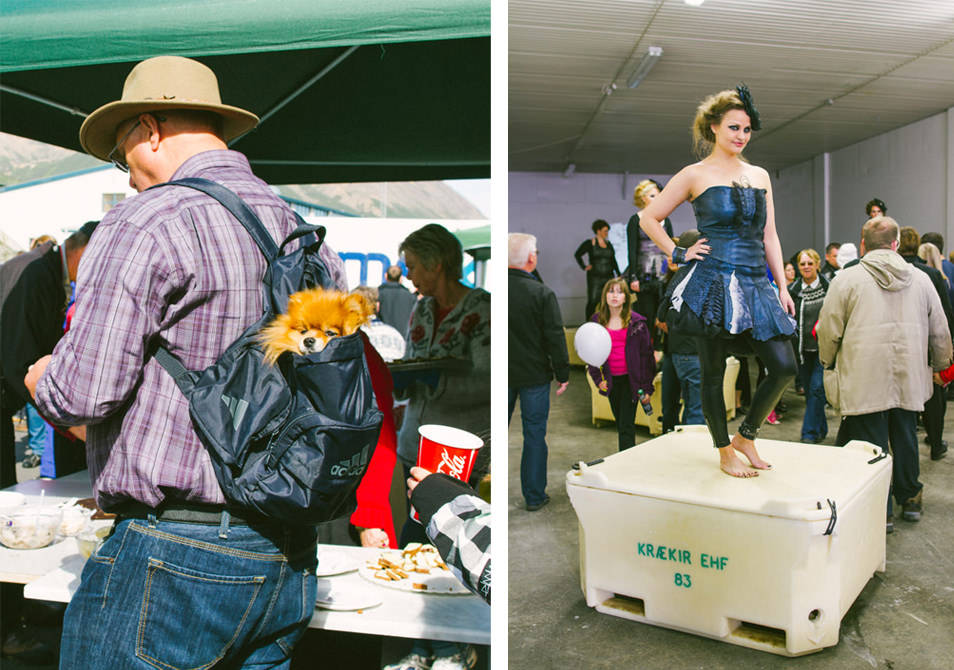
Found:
[511,107,953,324]
[508,171,695,324]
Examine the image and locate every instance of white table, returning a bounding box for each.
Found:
[311,544,489,645]
[1,474,489,645]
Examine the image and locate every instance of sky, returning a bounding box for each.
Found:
[445,178,491,219]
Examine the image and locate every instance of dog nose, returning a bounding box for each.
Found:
[303,337,316,350]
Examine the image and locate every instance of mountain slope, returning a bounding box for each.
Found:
[0,133,485,219]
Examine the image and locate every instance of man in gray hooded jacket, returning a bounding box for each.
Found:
[817,216,952,529]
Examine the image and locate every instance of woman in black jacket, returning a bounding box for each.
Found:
[574,219,620,322]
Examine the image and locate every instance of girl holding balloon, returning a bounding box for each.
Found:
[584,277,657,451]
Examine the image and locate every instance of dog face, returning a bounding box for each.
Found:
[258,288,373,364]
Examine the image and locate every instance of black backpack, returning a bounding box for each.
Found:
[152,178,383,524]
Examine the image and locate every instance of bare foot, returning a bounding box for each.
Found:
[731,434,772,470]
[719,447,759,478]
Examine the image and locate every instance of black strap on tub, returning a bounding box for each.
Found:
[824,499,837,535]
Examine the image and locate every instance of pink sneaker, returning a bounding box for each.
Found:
[766,410,780,425]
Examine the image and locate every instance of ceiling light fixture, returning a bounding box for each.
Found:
[684,0,705,6]
[626,46,663,89]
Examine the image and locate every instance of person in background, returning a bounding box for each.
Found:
[638,84,797,477]
[918,242,954,418]
[819,242,840,281]
[378,264,417,336]
[388,223,488,670]
[919,232,954,299]
[574,219,620,322]
[625,179,673,343]
[18,240,58,470]
[657,230,705,432]
[784,260,796,286]
[818,216,951,531]
[26,56,345,669]
[353,285,406,362]
[18,235,56,470]
[0,223,96,486]
[788,248,830,443]
[587,277,656,451]
[866,197,886,219]
[836,242,858,273]
[898,227,954,464]
[508,233,570,512]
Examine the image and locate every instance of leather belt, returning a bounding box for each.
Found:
[115,502,260,526]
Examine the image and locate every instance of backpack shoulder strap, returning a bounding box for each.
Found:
[160,177,280,261]
[154,345,195,394]
[149,177,278,389]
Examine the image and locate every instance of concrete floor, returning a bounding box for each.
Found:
[508,364,954,670]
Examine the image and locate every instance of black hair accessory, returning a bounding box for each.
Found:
[735,83,762,131]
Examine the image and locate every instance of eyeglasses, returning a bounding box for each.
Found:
[107,121,141,173]
[107,115,165,172]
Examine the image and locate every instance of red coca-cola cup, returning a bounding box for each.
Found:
[416,424,483,481]
[411,425,483,523]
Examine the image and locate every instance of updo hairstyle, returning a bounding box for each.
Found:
[633,179,659,208]
[692,89,747,158]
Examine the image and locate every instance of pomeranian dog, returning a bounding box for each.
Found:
[258,287,373,364]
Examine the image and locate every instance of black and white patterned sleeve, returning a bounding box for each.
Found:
[410,473,491,604]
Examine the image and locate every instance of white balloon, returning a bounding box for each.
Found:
[574,322,612,367]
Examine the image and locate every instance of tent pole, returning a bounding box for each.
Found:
[230,45,360,145]
[0,84,88,118]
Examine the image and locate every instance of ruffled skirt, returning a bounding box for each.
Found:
[666,258,795,341]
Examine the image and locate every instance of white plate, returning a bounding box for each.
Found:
[316,549,359,577]
[358,563,471,595]
[314,579,382,611]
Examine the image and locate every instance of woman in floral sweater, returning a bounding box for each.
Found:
[395,224,491,515]
[386,223,490,670]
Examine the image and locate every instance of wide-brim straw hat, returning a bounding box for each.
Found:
[80,56,259,161]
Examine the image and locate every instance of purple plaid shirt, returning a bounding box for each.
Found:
[35,150,345,511]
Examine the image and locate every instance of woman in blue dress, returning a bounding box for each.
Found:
[638,85,797,477]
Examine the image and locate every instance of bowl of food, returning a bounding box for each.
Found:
[0,506,62,550]
[58,505,93,537]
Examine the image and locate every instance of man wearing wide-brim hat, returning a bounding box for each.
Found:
[26,56,344,669]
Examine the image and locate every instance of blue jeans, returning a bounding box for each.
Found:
[799,352,827,442]
[60,516,318,670]
[25,403,47,456]
[509,384,551,506]
[671,353,704,425]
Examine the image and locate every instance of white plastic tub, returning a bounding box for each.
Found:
[565,426,892,656]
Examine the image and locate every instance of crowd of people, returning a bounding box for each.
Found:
[510,85,953,536]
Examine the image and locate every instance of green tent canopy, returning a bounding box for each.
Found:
[454,224,490,252]
[0,0,489,184]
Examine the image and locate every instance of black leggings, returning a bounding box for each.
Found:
[696,334,797,448]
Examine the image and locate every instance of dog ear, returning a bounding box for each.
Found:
[343,293,373,333]
[257,313,298,365]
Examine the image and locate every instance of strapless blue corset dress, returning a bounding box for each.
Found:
[667,185,796,341]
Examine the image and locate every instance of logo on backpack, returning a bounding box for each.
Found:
[329,444,371,478]
[221,394,250,431]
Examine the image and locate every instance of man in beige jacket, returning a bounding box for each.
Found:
[817,216,952,531]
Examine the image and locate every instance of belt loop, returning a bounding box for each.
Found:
[147,513,158,528]
[218,511,231,539]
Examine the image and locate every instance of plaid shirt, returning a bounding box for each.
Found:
[411,473,491,604]
[35,150,344,511]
